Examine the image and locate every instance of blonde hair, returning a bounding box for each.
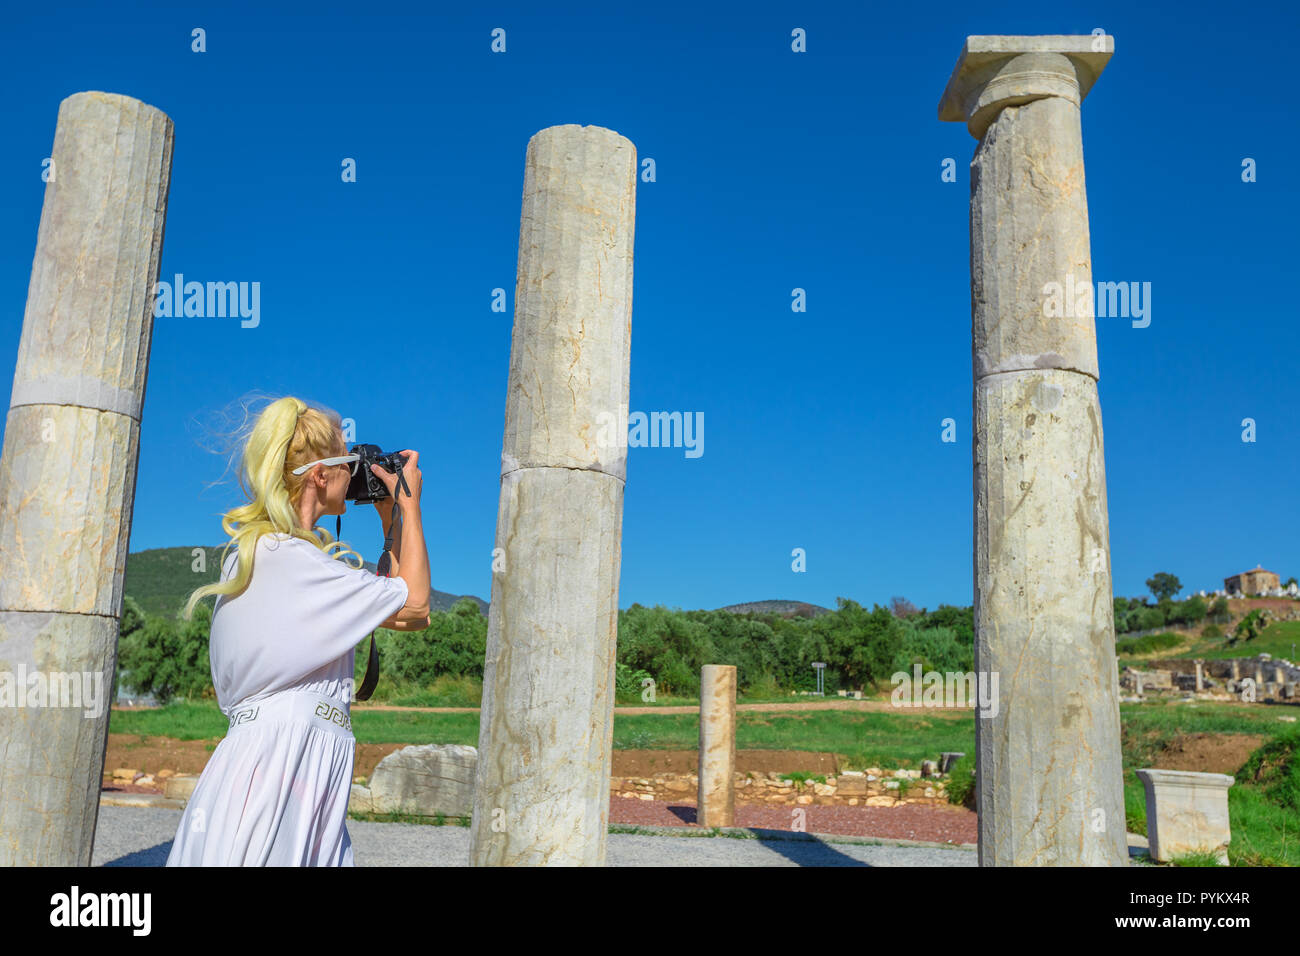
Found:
[182,395,363,620]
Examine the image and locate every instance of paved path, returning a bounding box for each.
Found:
[92,806,977,867]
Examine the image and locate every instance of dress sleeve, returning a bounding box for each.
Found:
[290,542,411,664]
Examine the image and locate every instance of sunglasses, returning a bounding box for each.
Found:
[291,454,360,476]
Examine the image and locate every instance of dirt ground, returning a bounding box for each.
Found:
[105,725,1268,788]
[1153,732,1266,774]
[105,734,217,777]
[104,736,841,783]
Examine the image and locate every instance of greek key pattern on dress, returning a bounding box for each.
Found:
[230,707,259,725]
[314,702,352,732]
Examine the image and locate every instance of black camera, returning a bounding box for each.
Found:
[344,444,409,504]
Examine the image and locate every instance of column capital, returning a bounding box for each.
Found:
[939,35,1113,139]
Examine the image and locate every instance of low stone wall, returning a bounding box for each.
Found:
[612,768,953,807]
[110,750,966,814]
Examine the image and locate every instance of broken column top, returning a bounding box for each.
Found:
[1137,769,1235,789]
[938,35,1113,138]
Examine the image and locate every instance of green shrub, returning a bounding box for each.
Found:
[1231,609,1266,645]
[946,755,976,810]
[615,661,656,703]
[891,624,973,677]
[1236,732,1300,810]
[743,671,783,700]
[381,597,486,684]
[1201,623,1223,640]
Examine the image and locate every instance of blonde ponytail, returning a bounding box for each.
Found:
[181,395,364,620]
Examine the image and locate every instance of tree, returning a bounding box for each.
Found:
[889,596,919,619]
[119,595,146,639]
[1209,597,1231,624]
[1181,595,1208,625]
[116,602,213,704]
[1146,572,1182,603]
[921,604,974,644]
[1114,608,1130,635]
[1136,607,1165,631]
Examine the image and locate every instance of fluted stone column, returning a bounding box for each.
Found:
[1194,659,1204,691]
[939,36,1125,866]
[469,125,636,866]
[698,664,737,827]
[0,92,173,865]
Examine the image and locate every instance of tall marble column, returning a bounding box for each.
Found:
[469,124,636,866]
[0,92,174,865]
[939,36,1126,866]
[698,664,737,827]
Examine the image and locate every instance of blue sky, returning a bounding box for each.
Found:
[1,0,1296,612]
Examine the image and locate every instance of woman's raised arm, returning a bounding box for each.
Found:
[371,451,430,628]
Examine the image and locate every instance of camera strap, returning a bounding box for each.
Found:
[355,464,412,702]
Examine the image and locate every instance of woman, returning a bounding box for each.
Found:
[165,396,430,866]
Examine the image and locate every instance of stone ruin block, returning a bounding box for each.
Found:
[1136,769,1233,865]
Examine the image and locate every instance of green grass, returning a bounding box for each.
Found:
[110,699,975,767]
[1223,786,1299,865]
[109,701,483,745]
[348,810,470,826]
[342,672,815,709]
[1167,850,1226,866]
[1115,632,1186,656]
[779,771,827,787]
[1173,619,1300,662]
[377,675,482,708]
[586,709,975,767]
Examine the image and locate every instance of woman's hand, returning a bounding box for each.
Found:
[370,450,422,514]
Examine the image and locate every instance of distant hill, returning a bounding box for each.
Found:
[124,545,488,619]
[716,599,832,619]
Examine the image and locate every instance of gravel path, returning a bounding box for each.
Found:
[608,797,977,844]
[92,806,975,867]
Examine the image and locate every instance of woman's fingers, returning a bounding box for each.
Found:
[369,462,397,493]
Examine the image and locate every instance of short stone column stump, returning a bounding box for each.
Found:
[1136,769,1234,864]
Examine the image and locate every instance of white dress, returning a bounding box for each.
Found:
[165,531,408,866]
